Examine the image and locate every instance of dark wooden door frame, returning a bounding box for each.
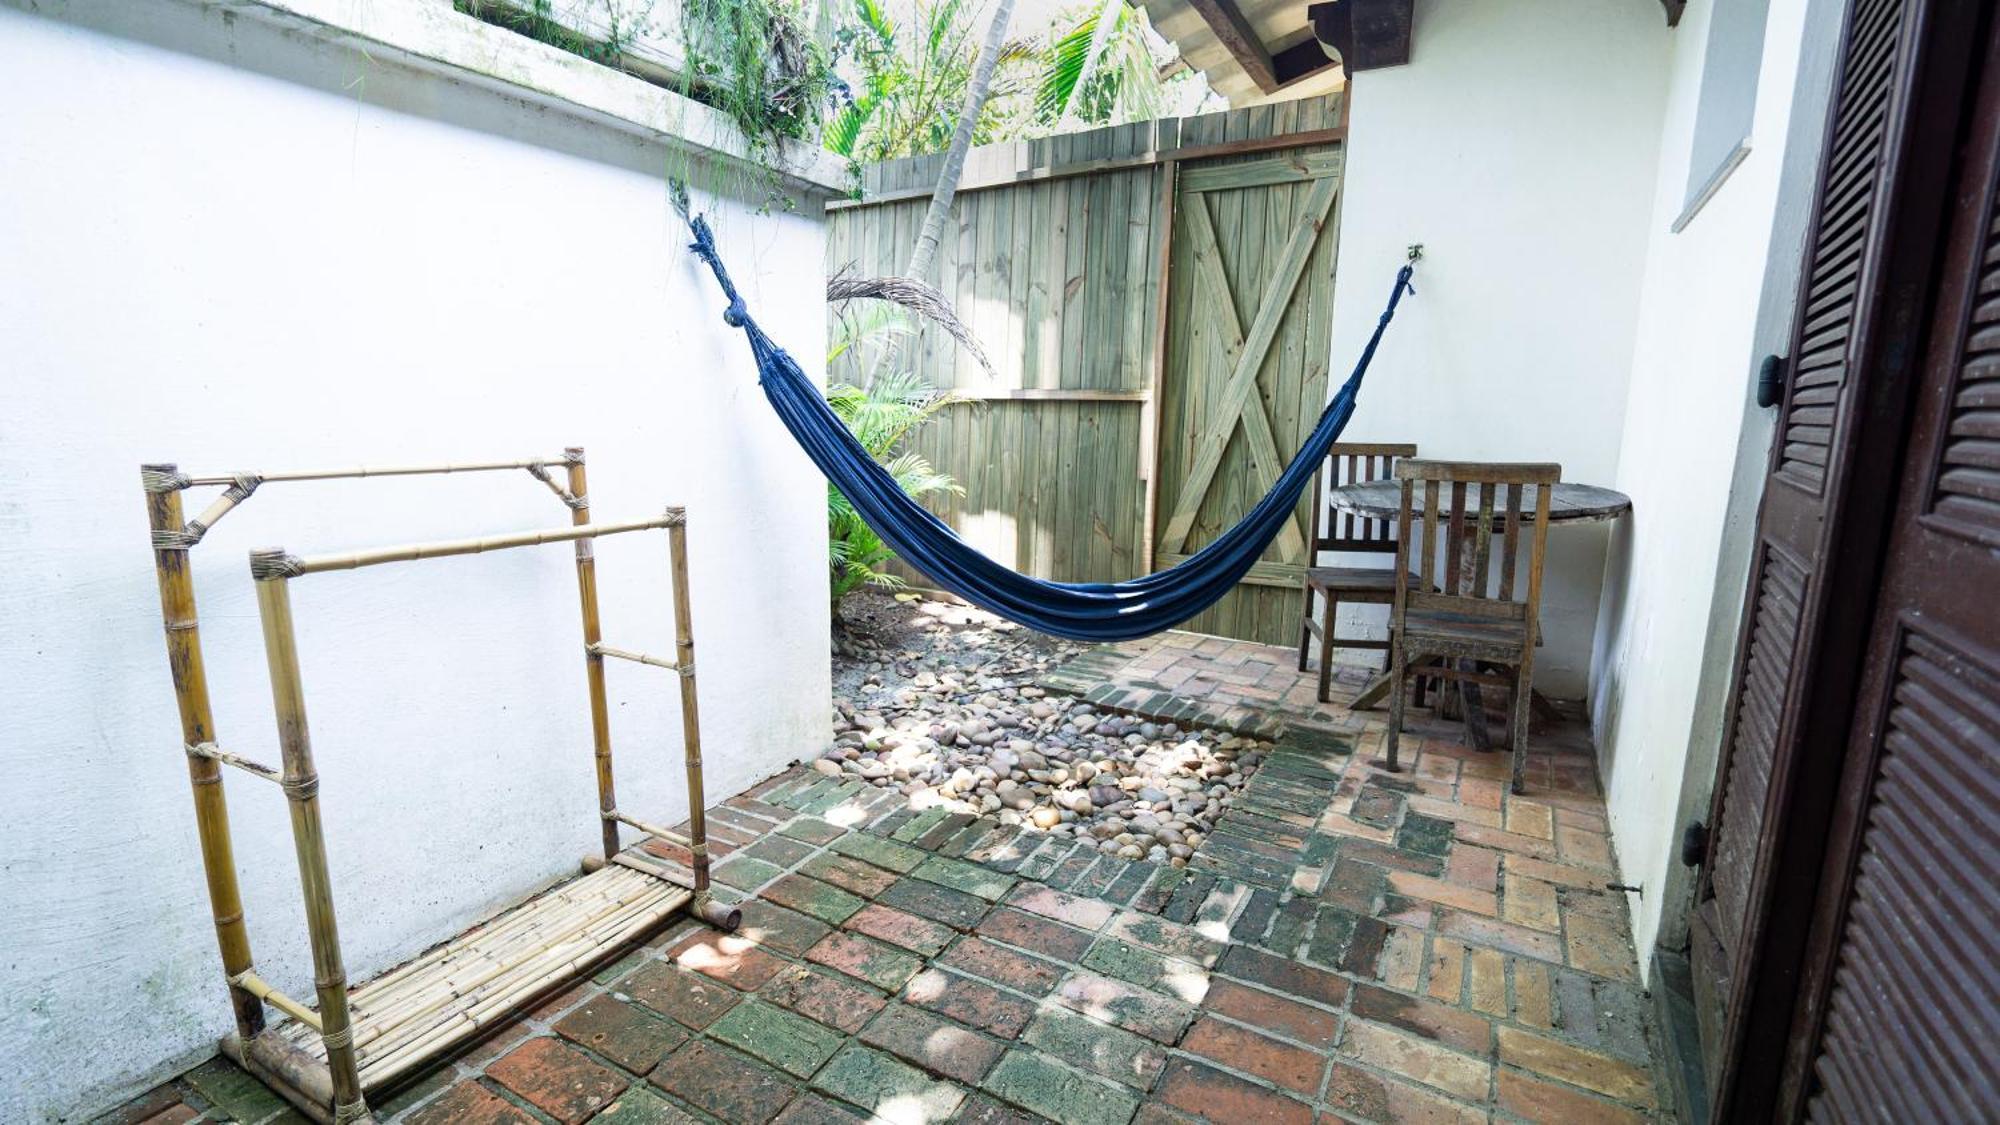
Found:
[1698,0,1990,1119]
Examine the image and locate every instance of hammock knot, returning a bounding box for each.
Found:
[723,299,748,327]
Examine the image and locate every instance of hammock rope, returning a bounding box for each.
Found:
[683,212,1415,641]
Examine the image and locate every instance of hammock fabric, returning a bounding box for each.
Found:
[685,214,1415,642]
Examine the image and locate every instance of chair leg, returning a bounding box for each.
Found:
[1383,643,1408,772]
[1509,664,1532,795]
[1412,658,1427,710]
[1297,590,1313,672]
[1316,592,1338,703]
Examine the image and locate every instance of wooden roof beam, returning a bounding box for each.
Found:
[1187,0,1279,93]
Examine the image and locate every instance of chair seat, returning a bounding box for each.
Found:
[1402,609,1531,662]
[1304,566,1419,592]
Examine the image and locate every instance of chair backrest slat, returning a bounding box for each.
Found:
[1392,460,1560,623]
[1311,442,1418,556]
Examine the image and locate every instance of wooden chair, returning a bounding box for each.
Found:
[1383,460,1558,794]
[1297,443,1419,703]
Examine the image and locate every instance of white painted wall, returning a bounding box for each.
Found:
[1591,0,1843,973]
[0,2,833,1119]
[1320,0,1671,699]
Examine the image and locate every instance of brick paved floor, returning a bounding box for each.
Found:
[110,635,1665,1124]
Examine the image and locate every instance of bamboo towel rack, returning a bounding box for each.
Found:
[143,450,736,1124]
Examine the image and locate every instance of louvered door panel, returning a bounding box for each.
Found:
[1780,0,1909,491]
[1794,14,2000,1116]
[1807,628,2000,1121]
[1928,208,2000,541]
[1708,545,1806,952]
[1689,0,1920,1101]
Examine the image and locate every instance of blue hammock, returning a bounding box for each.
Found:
[685,214,1415,641]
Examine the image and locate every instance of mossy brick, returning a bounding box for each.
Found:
[914,812,978,850]
[1051,970,1196,1044]
[405,1082,537,1125]
[798,852,901,897]
[981,1049,1141,1125]
[777,816,848,845]
[652,1039,800,1124]
[904,968,1037,1038]
[623,960,741,1029]
[734,899,834,957]
[1015,837,1074,881]
[859,1002,1007,1085]
[807,930,926,991]
[890,807,953,843]
[938,935,1066,995]
[810,1045,966,1123]
[845,902,956,956]
[370,1063,457,1118]
[1081,937,1180,993]
[739,834,818,869]
[591,1084,702,1124]
[762,874,867,924]
[877,877,992,930]
[184,1058,288,1123]
[713,856,786,892]
[592,948,652,987]
[709,1000,847,1078]
[912,855,1015,901]
[1132,866,1186,914]
[828,831,928,873]
[1305,906,1359,968]
[772,1092,870,1124]
[1019,1006,1167,1089]
[757,963,888,1034]
[486,1037,629,1124]
[554,995,689,1074]
[1397,812,1456,858]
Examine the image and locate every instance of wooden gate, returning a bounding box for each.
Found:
[827,97,1346,642]
[1155,143,1344,641]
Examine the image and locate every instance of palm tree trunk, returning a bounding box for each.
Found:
[1058,0,1125,129]
[904,0,1018,282]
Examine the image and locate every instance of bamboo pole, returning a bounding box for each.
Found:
[231,971,325,1031]
[251,557,369,1123]
[184,458,570,487]
[666,513,739,931]
[564,449,621,860]
[587,643,679,670]
[278,514,677,576]
[610,810,692,846]
[142,465,265,1040]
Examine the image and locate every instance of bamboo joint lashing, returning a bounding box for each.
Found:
[188,742,283,785]
[250,550,307,580]
[140,464,193,493]
[524,463,588,510]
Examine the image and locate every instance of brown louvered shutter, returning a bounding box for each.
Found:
[1687,0,1917,1099]
[1801,15,2000,1115]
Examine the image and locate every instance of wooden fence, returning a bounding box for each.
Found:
[828,95,1347,643]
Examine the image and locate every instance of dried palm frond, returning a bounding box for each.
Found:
[827,272,996,377]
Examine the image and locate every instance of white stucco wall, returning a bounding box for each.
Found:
[1320,0,1670,699]
[0,2,833,1119]
[1590,0,1843,973]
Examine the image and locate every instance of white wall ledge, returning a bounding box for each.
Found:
[189,0,852,194]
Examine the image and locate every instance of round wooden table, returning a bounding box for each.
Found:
[1326,480,1632,751]
[1326,480,1632,526]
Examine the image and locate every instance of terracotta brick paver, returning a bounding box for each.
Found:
[110,632,1667,1124]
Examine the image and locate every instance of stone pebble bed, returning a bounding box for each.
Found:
[820,663,1270,867]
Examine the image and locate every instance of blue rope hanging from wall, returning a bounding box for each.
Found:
[682,212,1415,641]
